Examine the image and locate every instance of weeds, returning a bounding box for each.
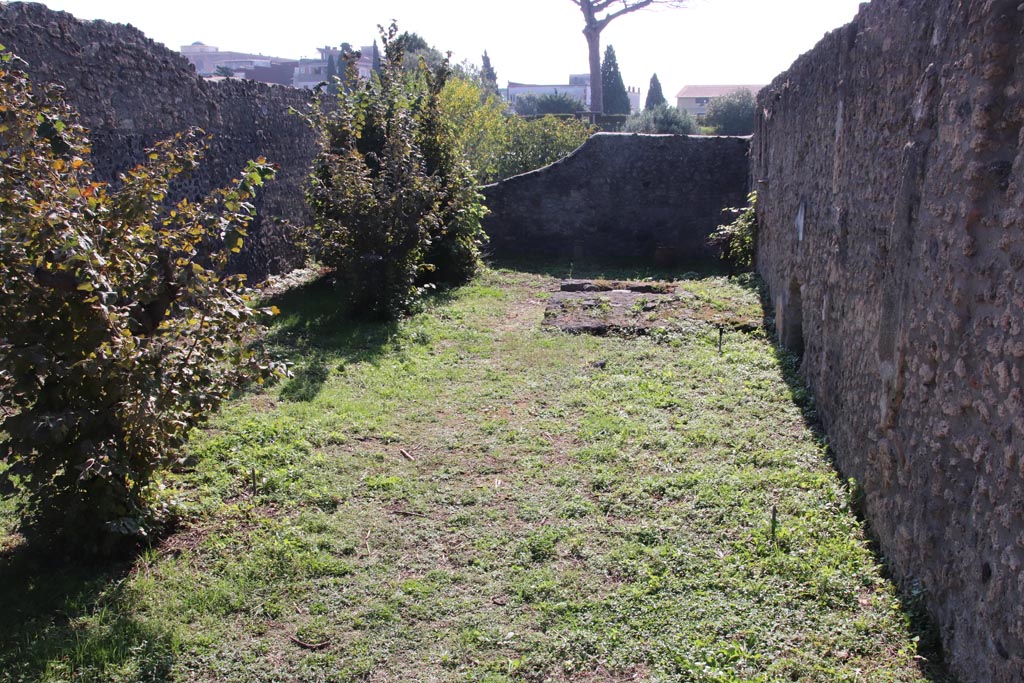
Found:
[0,267,949,682]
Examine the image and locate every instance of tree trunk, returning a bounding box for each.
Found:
[585,27,603,113]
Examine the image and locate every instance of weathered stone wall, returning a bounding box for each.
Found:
[482,134,749,263]
[0,2,317,278]
[752,1,1023,681]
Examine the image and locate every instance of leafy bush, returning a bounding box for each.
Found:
[440,77,595,183]
[439,74,507,184]
[0,48,286,553]
[704,89,756,135]
[303,24,486,318]
[623,104,697,134]
[708,192,758,270]
[513,92,582,116]
[495,115,595,180]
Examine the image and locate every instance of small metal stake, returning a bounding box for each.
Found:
[770,505,778,548]
[717,325,724,355]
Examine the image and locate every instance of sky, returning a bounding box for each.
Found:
[33,0,868,99]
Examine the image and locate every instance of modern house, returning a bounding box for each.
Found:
[676,84,764,117]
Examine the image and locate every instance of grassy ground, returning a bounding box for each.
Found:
[0,266,950,682]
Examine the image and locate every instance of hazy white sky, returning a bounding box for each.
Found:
[34,0,867,98]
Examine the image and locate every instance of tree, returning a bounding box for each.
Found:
[645,73,666,109]
[439,74,508,182]
[303,23,485,319]
[570,0,687,113]
[600,45,630,115]
[623,103,696,134]
[704,88,757,135]
[325,53,338,94]
[395,31,444,73]
[0,48,285,553]
[514,92,583,116]
[214,65,235,78]
[481,50,499,97]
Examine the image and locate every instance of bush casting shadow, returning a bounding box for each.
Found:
[0,544,178,682]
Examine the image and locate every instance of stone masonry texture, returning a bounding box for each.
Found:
[0,2,316,279]
[482,133,750,264]
[752,1,1023,681]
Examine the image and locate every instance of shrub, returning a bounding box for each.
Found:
[438,75,507,184]
[303,24,486,318]
[495,115,595,180]
[0,47,286,553]
[704,89,756,135]
[513,92,582,116]
[708,191,758,270]
[440,77,595,183]
[623,104,697,135]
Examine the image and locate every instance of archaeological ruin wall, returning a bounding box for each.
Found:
[0,2,316,278]
[482,133,749,264]
[752,1,1024,681]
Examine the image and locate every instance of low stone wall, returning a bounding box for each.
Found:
[0,2,316,278]
[482,133,749,264]
[752,1,1023,681]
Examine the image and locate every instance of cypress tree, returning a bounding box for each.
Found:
[325,53,338,94]
[481,50,498,97]
[645,73,666,110]
[601,45,630,115]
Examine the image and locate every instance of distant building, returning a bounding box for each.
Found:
[627,86,640,114]
[506,81,590,110]
[292,44,378,90]
[506,73,643,113]
[180,41,378,89]
[179,42,295,82]
[676,84,764,117]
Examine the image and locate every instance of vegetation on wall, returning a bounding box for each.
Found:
[302,24,487,319]
[0,47,286,553]
[709,191,758,269]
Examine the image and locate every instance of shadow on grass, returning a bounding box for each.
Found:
[0,543,177,682]
[753,278,956,683]
[263,274,457,402]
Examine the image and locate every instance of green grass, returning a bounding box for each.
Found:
[0,267,950,682]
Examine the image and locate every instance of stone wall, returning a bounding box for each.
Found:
[482,133,749,264]
[752,1,1023,681]
[0,2,317,278]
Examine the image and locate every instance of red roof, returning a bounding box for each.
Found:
[676,85,764,98]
